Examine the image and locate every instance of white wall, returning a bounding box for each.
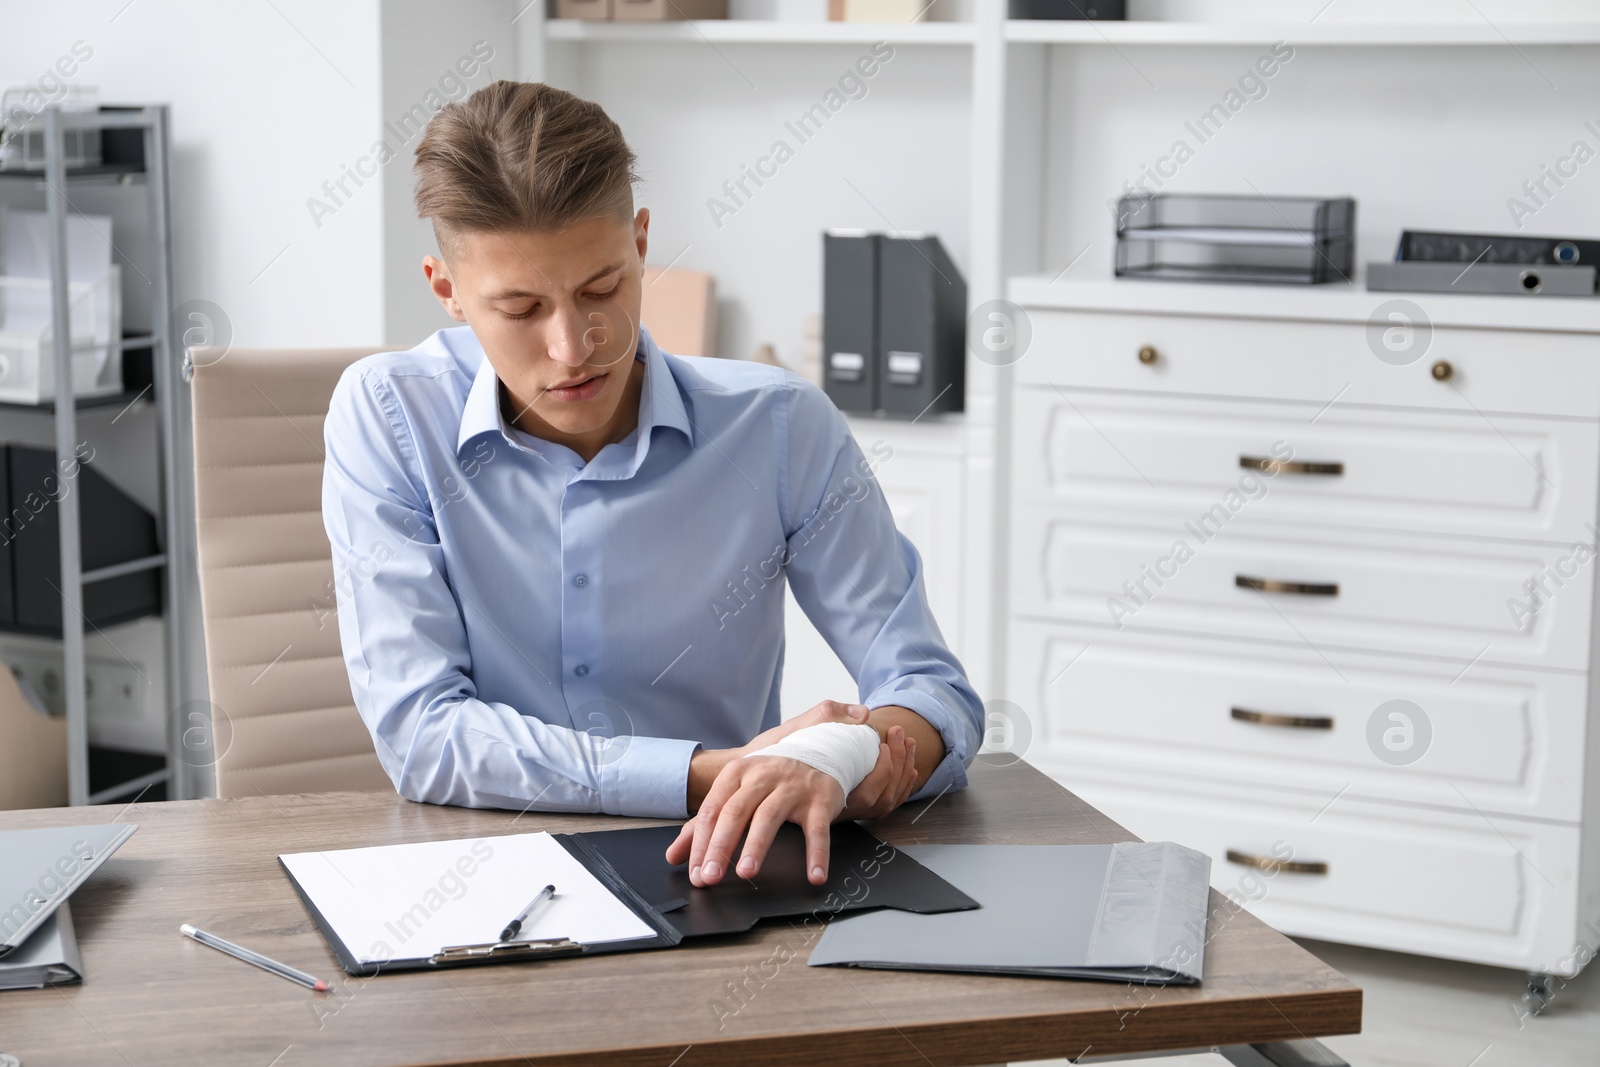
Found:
[380,0,519,348]
[0,0,388,346]
[537,41,973,366]
[0,0,386,769]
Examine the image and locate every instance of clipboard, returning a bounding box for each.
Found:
[280,821,978,976]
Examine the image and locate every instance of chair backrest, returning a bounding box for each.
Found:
[190,345,394,798]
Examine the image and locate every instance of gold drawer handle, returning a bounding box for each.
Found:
[1239,455,1344,476]
[1236,575,1339,597]
[1138,345,1159,365]
[1231,707,1334,730]
[1226,849,1329,876]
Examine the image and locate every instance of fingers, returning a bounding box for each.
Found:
[802,806,833,885]
[895,737,919,808]
[800,700,871,730]
[734,793,790,881]
[819,699,871,722]
[686,765,748,885]
[849,742,895,810]
[841,727,921,821]
[680,756,850,887]
[665,818,696,864]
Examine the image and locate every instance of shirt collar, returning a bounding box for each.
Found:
[456,326,693,466]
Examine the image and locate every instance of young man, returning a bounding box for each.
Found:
[322,81,983,890]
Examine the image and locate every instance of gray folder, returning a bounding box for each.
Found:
[0,902,84,990]
[1,823,137,958]
[1367,260,1597,297]
[808,841,1212,985]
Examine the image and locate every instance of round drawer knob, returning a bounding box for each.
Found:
[1431,360,1454,382]
[1137,345,1159,365]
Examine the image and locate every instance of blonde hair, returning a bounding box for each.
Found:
[413,80,638,258]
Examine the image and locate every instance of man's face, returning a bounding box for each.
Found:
[424,209,649,442]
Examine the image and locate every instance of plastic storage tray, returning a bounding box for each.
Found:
[0,86,102,171]
[0,266,122,405]
[1115,193,1355,285]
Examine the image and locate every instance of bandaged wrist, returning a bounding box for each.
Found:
[742,722,881,798]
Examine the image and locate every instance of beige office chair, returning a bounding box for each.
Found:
[190,345,393,798]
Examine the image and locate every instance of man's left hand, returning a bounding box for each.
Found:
[665,706,938,887]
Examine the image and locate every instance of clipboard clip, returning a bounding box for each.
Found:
[430,937,584,965]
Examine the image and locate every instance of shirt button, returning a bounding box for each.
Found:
[574,574,588,587]
[574,664,590,677]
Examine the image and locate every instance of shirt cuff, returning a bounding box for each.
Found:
[863,687,977,805]
[599,734,702,818]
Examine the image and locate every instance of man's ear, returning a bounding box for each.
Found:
[422,255,468,323]
[633,207,650,267]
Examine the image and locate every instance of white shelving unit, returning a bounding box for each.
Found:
[519,7,1600,987]
[545,18,974,42]
[1002,19,1600,43]
[543,14,1600,45]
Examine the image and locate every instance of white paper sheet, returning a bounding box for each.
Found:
[280,832,655,966]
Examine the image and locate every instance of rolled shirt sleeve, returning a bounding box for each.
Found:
[776,372,986,802]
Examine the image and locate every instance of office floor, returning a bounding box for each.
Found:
[1019,937,1600,1067]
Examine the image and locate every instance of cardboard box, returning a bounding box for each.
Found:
[641,267,718,357]
[613,0,729,19]
[841,0,921,20]
[556,0,612,19]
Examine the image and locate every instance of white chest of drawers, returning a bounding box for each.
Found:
[1004,277,1600,981]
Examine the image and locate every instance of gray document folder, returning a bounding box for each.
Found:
[0,902,85,990]
[0,823,137,958]
[809,842,1212,985]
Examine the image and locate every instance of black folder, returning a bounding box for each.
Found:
[822,230,881,414]
[283,821,978,976]
[877,234,966,420]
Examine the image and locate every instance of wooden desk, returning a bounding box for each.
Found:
[0,761,1360,1066]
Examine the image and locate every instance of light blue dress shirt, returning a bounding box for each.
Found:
[321,324,983,819]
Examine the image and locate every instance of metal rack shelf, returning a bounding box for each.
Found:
[0,103,192,805]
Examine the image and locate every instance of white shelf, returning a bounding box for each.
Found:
[546,18,1600,48]
[1008,276,1600,333]
[1004,19,1600,46]
[545,18,974,44]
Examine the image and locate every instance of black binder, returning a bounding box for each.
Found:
[1397,229,1600,268]
[822,230,881,414]
[284,821,978,976]
[877,234,966,419]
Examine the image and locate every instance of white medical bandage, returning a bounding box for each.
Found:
[741,722,882,798]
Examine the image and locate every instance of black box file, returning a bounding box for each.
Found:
[823,230,967,420]
[877,234,966,419]
[822,230,881,414]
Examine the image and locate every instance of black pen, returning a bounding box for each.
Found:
[499,884,557,943]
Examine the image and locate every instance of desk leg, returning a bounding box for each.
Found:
[1072,1039,1347,1066]
[1220,1040,1348,1067]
